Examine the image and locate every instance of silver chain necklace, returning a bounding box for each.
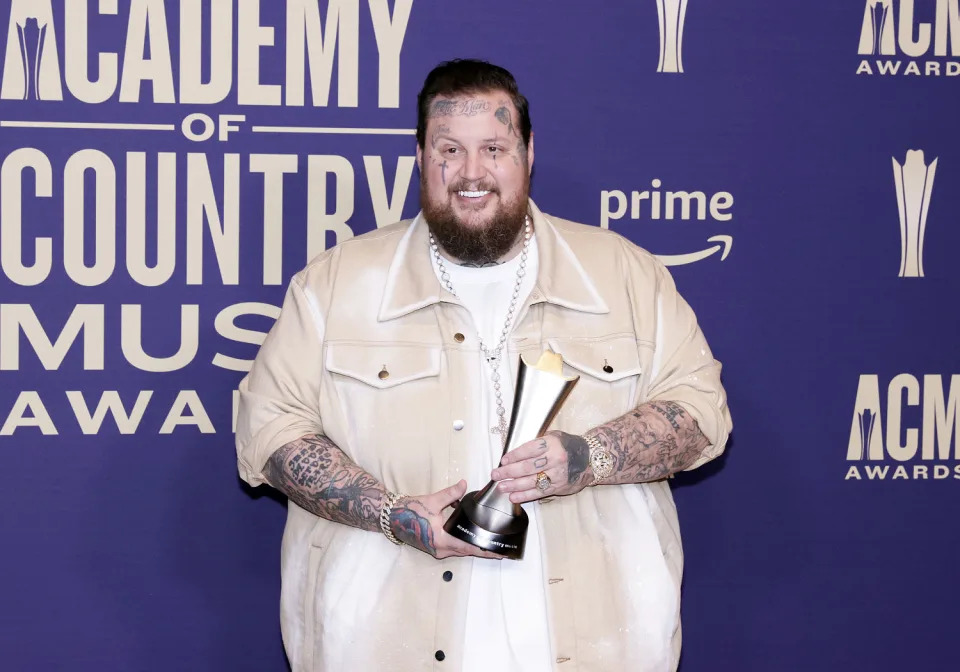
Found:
[429,216,532,442]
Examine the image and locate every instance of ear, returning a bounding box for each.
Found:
[416,143,423,172]
[526,131,535,175]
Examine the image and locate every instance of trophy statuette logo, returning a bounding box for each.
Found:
[443,350,579,559]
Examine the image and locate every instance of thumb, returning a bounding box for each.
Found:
[437,479,467,507]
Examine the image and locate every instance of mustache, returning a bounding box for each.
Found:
[448,180,498,193]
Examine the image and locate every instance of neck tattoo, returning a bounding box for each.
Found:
[430,216,532,442]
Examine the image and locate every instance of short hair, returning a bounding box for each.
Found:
[416,59,532,150]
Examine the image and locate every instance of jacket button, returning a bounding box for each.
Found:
[452,420,464,431]
[602,360,613,373]
[454,333,465,343]
[435,650,446,661]
[442,571,453,582]
[378,366,389,380]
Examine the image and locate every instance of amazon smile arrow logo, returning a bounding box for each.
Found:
[656,235,733,266]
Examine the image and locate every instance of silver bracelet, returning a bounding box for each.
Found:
[379,491,407,545]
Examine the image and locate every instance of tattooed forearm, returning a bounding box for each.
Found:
[264,435,385,532]
[429,98,491,118]
[588,401,710,484]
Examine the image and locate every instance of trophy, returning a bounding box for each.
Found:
[443,350,579,559]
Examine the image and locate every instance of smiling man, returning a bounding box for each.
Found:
[236,60,731,672]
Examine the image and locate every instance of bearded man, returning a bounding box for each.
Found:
[236,59,731,672]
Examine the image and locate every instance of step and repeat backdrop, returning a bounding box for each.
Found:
[1,1,958,670]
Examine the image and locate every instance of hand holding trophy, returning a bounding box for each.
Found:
[443,350,579,559]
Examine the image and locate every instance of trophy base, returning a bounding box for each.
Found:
[443,490,527,559]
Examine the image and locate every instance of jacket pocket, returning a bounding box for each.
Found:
[545,336,644,431]
[321,343,445,481]
[325,343,441,389]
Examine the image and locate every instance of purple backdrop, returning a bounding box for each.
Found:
[1,1,958,670]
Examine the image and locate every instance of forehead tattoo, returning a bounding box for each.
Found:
[429,98,491,118]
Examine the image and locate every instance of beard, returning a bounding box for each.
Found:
[421,174,529,265]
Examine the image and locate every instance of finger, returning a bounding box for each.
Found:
[433,479,467,509]
[499,437,551,466]
[497,474,538,493]
[492,454,552,481]
[507,487,549,504]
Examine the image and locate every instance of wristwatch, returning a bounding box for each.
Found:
[584,435,614,482]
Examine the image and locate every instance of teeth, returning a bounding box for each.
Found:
[458,190,490,198]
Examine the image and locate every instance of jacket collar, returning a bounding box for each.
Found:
[377,199,609,322]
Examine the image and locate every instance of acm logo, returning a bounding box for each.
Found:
[846,374,960,480]
[857,0,960,76]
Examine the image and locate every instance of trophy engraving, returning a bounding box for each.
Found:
[443,350,579,559]
[892,150,937,278]
[656,0,689,73]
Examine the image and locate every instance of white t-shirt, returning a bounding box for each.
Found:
[430,237,553,672]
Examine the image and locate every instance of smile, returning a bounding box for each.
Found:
[457,190,490,198]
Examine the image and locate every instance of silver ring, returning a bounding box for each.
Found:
[535,471,552,492]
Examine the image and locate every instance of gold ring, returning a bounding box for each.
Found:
[535,471,552,492]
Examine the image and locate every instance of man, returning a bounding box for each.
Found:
[236,59,731,672]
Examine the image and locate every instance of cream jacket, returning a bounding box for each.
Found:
[236,200,732,672]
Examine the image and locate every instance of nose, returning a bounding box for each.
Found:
[460,150,484,183]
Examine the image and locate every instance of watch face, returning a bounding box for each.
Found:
[592,450,615,480]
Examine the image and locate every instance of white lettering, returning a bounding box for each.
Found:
[364,155,415,228]
[0,304,104,371]
[237,0,281,106]
[847,374,884,460]
[369,0,412,108]
[213,302,281,372]
[306,155,354,260]
[179,0,233,104]
[126,152,177,286]
[63,150,116,286]
[899,0,932,57]
[600,190,627,229]
[121,304,199,372]
[250,154,299,285]
[119,0,175,103]
[186,153,240,284]
[886,373,920,461]
[922,374,960,460]
[66,390,152,434]
[0,0,63,100]
[285,0,358,107]
[159,390,215,433]
[1,148,54,286]
[0,391,57,435]
[64,0,119,103]
[935,0,960,56]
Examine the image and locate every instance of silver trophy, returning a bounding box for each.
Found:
[444,350,579,559]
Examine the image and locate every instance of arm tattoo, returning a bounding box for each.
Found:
[389,502,437,555]
[589,401,710,483]
[264,435,384,533]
